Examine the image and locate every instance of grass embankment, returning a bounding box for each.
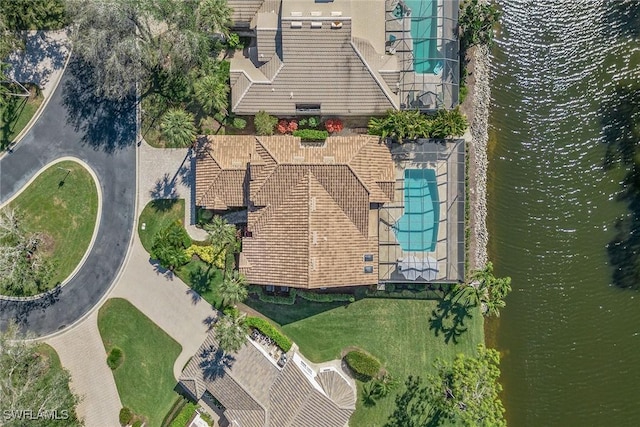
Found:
[247,298,484,426]
[5,160,98,293]
[138,199,224,307]
[98,298,182,427]
[1,88,43,150]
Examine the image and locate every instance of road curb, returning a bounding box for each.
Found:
[0,41,72,161]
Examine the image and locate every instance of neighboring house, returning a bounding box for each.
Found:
[228,0,400,116]
[195,135,395,289]
[227,0,460,114]
[179,332,356,427]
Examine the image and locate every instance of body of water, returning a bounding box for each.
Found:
[487,1,640,425]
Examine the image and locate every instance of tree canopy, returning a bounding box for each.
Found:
[0,323,82,427]
[469,261,512,317]
[386,345,506,427]
[213,313,248,354]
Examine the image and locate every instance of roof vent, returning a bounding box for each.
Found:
[363,254,374,262]
[311,11,322,17]
[290,21,302,28]
[323,156,335,164]
[312,231,318,245]
[331,21,343,29]
[311,21,322,29]
[364,266,374,274]
[310,196,317,211]
[331,11,342,17]
[290,11,302,17]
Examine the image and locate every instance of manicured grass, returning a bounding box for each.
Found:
[98,298,182,427]
[0,87,43,150]
[174,259,224,307]
[6,160,98,293]
[249,298,484,427]
[138,199,185,253]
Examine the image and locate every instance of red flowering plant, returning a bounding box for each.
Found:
[324,118,344,133]
[287,119,298,132]
[276,119,289,134]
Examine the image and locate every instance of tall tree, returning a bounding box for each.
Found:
[161,108,197,147]
[204,216,237,254]
[0,323,82,426]
[150,221,190,270]
[470,261,512,317]
[0,0,67,31]
[218,270,248,308]
[194,74,229,117]
[213,312,248,354]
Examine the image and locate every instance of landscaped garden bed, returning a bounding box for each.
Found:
[0,84,43,150]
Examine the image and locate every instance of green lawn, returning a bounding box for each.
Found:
[98,298,182,427]
[247,297,485,427]
[138,199,185,252]
[1,88,43,150]
[138,199,224,307]
[6,160,98,293]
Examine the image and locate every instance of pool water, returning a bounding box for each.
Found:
[394,169,440,252]
[403,0,439,74]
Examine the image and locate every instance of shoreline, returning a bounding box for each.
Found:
[465,42,491,273]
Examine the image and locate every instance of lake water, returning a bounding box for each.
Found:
[486,0,640,425]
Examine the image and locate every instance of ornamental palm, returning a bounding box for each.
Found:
[194,74,229,116]
[204,216,237,252]
[161,108,197,147]
[218,270,248,307]
[213,312,248,353]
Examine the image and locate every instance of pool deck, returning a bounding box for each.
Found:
[379,139,465,283]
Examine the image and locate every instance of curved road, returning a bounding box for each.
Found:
[0,59,136,336]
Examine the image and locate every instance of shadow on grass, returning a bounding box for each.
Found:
[150,198,178,212]
[245,296,347,326]
[428,291,474,344]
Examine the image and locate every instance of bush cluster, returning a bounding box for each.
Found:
[184,244,225,268]
[254,111,278,135]
[107,346,123,370]
[119,407,133,426]
[244,316,293,352]
[368,107,468,141]
[344,350,381,381]
[248,286,355,305]
[292,129,329,141]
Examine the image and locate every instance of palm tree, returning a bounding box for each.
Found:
[204,216,237,249]
[218,270,248,307]
[195,0,232,37]
[194,74,229,117]
[469,262,512,317]
[161,108,197,147]
[213,313,248,353]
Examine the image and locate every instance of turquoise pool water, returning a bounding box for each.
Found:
[403,0,439,74]
[394,169,440,252]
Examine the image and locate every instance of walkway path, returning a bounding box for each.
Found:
[46,312,122,427]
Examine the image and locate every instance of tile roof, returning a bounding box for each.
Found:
[229,0,399,116]
[179,332,355,427]
[195,135,394,288]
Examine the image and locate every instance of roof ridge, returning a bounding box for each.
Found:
[350,38,399,110]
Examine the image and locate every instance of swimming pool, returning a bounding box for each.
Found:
[394,168,440,252]
[403,0,440,74]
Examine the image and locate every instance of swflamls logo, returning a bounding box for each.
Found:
[2,409,70,421]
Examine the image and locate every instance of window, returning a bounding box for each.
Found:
[363,254,374,262]
[296,103,321,113]
[364,266,374,274]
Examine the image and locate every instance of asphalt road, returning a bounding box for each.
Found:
[0,58,136,337]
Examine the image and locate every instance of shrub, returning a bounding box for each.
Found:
[184,244,225,268]
[107,347,123,370]
[345,350,381,381]
[132,421,143,427]
[248,285,297,304]
[385,283,396,292]
[276,119,289,134]
[169,402,198,427]
[227,32,242,49]
[307,116,320,128]
[245,317,293,352]
[324,118,344,133]
[292,129,329,141]
[232,117,247,130]
[299,118,308,127]
[119,407,133,426]
[254,111,278,135]
[297,290,354,303]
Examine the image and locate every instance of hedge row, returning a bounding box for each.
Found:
[344,350,381,381]
[365,289,442,300]
[292,129,329,141]
[245,316,293,352]
[248,286,355,305]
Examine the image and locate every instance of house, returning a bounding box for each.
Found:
[194,135,395,289]
[227,0,460,114]
[227,0,400,116]
[179,332,356,427]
